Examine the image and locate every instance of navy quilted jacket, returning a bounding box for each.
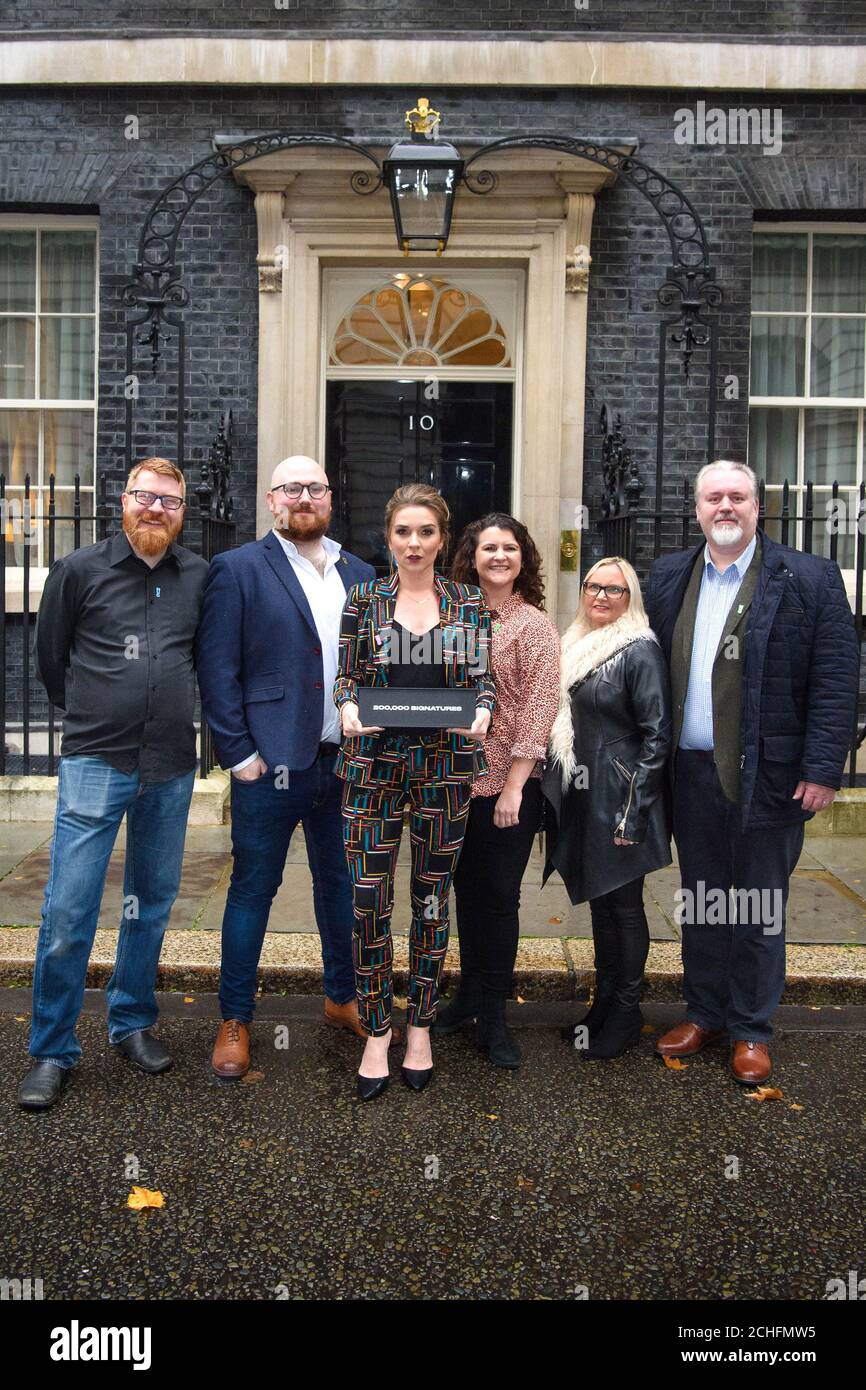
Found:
[644,531,860,829]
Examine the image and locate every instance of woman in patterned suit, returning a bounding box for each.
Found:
[334,484,495,1101]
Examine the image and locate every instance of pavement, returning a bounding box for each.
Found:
[1,989,863,1301]
[1,821,865,1002]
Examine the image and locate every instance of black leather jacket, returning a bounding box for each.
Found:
[542,634,673,905]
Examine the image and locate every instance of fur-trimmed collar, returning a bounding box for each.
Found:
[548,618,658,788]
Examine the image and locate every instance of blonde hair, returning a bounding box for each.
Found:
[384,483,450,561]
[126,457,186,495]
[571,555,649,639]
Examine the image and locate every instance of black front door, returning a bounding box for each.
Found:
[325,380,513,573]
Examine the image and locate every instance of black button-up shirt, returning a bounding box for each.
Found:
[35,531,209,782]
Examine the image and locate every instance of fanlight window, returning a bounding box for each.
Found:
[330,274,511,368]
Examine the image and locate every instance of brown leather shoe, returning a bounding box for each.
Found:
[655,1021,727,1057]
[324,997,403,1045]
[730,1040,772,1085]
[212,1019,250,1078]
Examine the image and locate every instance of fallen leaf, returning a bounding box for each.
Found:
[13,1016,26,1023]
[183,996,195,1004]
[127,1186,164,1210]
[484,1113,499,1121]
[663,1056,688,1070]
[517,1175,535,1190]
[641,1024,656,1034]
[548,916,562,925]
[516,995,526,1005]
[629,1181,643,1192]
[241,1070,265,1085]
[744,1086,784,1102]
[239,1139,253,1149]
[790,1103,805,1111]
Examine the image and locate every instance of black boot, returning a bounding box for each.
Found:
[475,989,521,1069]
[434,983,480,1035]
[434,928,481,1035]
[560,909,618,1043]
[583,899,649,1061]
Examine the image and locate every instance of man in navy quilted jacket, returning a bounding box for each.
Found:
[644,460,859,1085]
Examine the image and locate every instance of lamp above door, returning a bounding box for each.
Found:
[381,98,464,255]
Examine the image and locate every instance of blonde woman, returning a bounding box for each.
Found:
[542,556,672,1059]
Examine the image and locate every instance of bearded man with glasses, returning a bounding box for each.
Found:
[195,457,378,1079]
[19,458,208,1110]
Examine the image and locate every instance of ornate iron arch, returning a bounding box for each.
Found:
[122,130,722,519]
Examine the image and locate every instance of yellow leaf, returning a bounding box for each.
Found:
[789,1103,805,1111]
[663,1055,688,1070]
[484,1113,499,1121]
[744,1086,784,1102]
[13,1016,26,1023]
[127,1186,164,1210]
[183,996,195,1004]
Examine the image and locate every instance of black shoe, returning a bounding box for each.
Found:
[433,991,480,1035]
[475,1015,522,1069]
[559,993,614,1043]
[357,1073,389,1101]
[401,1065,433,1092]
[582,1005,643,1060]
[18,1060,69,1110]
[113,1029,172,1074]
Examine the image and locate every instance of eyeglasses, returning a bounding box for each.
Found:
[272,482,331,500]
[583,581,629,599]
[128,490,185,512]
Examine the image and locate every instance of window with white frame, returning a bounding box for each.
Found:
[0,217,98,569]
[748,225,865,571]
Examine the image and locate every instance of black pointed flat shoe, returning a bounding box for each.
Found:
[113,1028,172,1074]
[357,1073,389,1101]
[401,1065,433,1092]
[18,1059,69,1110]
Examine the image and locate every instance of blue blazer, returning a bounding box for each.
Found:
[195,533,374,772]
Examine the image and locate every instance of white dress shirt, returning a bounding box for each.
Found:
[679,535,757,751]
[231,530,345,771]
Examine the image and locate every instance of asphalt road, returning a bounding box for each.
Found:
[1,992,864,1303]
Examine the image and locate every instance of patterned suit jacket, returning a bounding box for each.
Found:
[333,569,496,785]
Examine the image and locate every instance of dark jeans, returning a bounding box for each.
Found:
[30,755,195,1067]
[220,749,355,1021]
[673,749,805,1042]
[453,779,543,997]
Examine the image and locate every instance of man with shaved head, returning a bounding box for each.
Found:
[196,457,376,1077]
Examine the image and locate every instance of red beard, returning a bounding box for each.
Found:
[277,505,330,542]
[123,509,183,556]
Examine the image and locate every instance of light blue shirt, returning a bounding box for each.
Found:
[679,535,757,751]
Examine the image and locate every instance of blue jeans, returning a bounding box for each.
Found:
[219,750,355,1021]
[30,755,195,1068]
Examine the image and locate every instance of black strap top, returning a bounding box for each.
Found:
[387,621,446,689]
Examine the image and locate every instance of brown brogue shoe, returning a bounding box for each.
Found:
[212,1019,250,1078]
[655,1021,727,1057]
[730,1040,772,1085]
[324,997,403,1046]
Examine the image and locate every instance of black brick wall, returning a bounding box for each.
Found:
[1,2,865,37]
[1,84,865,554]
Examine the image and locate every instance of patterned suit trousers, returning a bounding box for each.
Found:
[341,752,473,1036]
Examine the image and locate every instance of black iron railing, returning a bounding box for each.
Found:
[1,414,236,780]
[596,409,866,787]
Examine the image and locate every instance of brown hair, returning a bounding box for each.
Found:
[451,512,547,610]
[126,457,186,495]
[384,483,451,562]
